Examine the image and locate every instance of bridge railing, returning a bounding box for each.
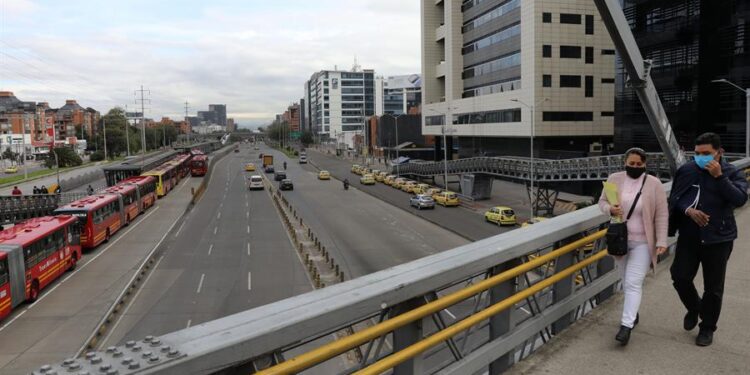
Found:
[37,158,749,375]
[395,153,675,182]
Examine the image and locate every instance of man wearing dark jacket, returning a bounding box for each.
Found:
[668,133,748,347]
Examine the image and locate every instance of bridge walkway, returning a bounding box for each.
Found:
[508,208,750,375]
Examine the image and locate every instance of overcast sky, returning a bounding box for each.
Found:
[0,0,420,128]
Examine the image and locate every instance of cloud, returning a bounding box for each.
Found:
[0,1,420,126]
[1,0,38,16]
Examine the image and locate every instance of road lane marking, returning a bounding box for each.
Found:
[247,212,249,219]
[186,320,192,328]
[247,242,251,255]
[174,220,186,238]
[99,255,165,347]
[248,272,252,290]
[214,226,218,235]
[196,274,205,294]
[208,244,214,255]
[217,212,221,220]
[247,225,250,234]
[246,201,249,207]
[2,207,163,331]
[520,307,531,315]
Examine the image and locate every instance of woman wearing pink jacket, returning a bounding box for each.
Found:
[599,148,669,345]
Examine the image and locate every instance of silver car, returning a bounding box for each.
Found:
[410,194,435,210]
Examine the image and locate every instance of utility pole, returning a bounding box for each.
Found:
[103,119,108,160]
[184,101,191,145]
[135,85,150,167]
[124,104,131,156]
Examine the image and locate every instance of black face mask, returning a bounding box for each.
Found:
[626,166,646,179]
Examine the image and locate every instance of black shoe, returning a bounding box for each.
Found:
[615,325,632,346]
[684,311,699,331]
[696,329,713,346]
[634,313,639,327]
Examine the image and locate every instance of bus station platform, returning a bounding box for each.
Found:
[509,208,750,375]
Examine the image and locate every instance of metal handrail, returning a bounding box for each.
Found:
[356,251,608,375]
[257,230,606,374]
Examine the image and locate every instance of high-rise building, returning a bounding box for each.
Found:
[305,68,376,148]
[421,0,616,158]
[375,74,423,116]
[227,118,236,132]
[209,104,227,126]
[283,103,301,132]
[616,0,750,153]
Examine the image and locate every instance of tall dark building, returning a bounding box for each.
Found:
[616,0,750,153]
[209,104,227,126]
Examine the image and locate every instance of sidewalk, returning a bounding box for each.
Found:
[508,207,750,375]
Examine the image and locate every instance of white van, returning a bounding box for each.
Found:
[299,154,307,164]
[248,175,264,190]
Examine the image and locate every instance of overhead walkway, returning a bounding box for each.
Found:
[509,207,750,375]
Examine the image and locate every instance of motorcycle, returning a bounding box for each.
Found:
[343,180,350,190]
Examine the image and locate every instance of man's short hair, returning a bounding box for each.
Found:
[695,132,722,150]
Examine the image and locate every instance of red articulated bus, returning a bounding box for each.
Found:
[103,184,141,225]
[170,154,192,181]
[119,176,157,212]
[0,215,82,320]
[53,194,125,250]
[190,154,208,176]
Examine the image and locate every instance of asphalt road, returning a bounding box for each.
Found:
[0,161,202,375]
[258,145,469,279]
[101,144,314,347]
[305,149,515,242]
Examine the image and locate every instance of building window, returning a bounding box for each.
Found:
[543,45,552,58]
[463,78,522,97]
[462,0,521,33]
[560,46,581,58]
[560,14,582,24]
[543,75,552,87]
[542,112,594,121]
[462,51,521,79]
[585,15,594,34]
[602,49,616,55]
[543,12,552,23]
[601,112,615,117]
[462,23,520,54]
[453,108,522,124]
[601,78,615,84]
[585,76,594,97]
[560,75,581,88]
[585,47,594,64]
[425,115,445,126]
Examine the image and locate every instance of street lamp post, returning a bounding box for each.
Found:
[441,124,457,190]
[512,98,548,220]
[712,79,749,157]
[52,148,60,189]
[395,115,400,177]
[103,119,108,160]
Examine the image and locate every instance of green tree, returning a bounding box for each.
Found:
[95,107,143,158]
[300,131,314,147]
[45,147,82,168]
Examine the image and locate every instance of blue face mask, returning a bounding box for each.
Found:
[694,154,715,169]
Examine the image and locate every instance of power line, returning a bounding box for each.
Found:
[135,85,150,166]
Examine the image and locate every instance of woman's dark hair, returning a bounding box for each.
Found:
[625,147,647,163]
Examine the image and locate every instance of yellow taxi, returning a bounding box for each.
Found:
[521,216,548,228]
[433,191,460,207]
[392,177,407,189]
[401,180,417,193]
[383,175,397,185]
[425,187,442,196]
[371,169,381,177]
[485,206,517,226]
[318,170,331,180]
[412,183,432,195]
[244,163,256,172]
[375,171,388,182]
[351,164,361,174]
[360,167,371,176]
[4,166,18,174]
[360,173,376,185]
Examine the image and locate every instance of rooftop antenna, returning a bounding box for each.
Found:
[352,56,361,72]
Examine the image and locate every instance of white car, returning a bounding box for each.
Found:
[248,175,264,190]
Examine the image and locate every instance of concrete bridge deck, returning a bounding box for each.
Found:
[509,208,750,375]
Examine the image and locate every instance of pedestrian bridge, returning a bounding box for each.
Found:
[37,159,750,375]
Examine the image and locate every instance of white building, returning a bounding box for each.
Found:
[305,68,376,149]
[375,74,423,116]
[422,0,615,158]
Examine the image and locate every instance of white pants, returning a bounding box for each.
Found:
[615,241,651,328]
